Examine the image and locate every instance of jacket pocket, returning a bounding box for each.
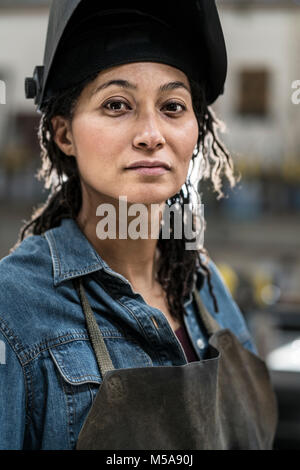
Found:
[49,339,101,385]
[49,332,153,385]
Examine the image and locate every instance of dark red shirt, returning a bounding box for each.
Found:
[175,324,199,362]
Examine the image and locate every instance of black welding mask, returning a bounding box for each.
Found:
[25,0,227,111]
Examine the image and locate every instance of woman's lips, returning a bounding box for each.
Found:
[126,166,170,175]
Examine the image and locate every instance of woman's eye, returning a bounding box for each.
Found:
[103,100,131,112]
[163,102,186,114]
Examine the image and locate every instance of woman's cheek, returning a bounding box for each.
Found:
[74,121,101,155]
[174,119,198,159]
[185,118,199,149]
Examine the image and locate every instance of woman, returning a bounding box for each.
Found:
[0,1,277,450]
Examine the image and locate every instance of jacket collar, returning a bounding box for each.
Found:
[44,218,108,287]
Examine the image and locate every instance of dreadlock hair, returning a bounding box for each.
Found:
[12,72,237,320]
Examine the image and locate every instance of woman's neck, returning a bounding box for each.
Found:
[76,207,162,292]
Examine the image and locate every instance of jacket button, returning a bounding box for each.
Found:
[197,338,205,349]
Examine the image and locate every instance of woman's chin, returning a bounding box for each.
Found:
[123,192,175,206]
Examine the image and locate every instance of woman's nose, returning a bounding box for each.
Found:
[132,113,166,151]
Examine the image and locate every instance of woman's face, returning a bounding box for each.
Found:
[53,62,199,206]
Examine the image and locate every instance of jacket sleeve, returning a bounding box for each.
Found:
[0,328,26,450]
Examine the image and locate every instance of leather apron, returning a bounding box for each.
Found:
[74,278,278,450]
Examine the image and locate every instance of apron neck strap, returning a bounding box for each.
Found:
[73,277,115,378]
[192,287,221,336]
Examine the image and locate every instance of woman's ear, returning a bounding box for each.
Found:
[51,116,76,156]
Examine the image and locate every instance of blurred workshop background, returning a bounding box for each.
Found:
[0,0,300,449]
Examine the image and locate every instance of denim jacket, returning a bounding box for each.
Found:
[0,218,257,450]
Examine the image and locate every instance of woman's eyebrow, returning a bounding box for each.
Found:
[90,79,191,97]
[159,81,190,93]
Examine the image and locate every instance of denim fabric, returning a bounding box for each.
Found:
[0,218,257,450]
